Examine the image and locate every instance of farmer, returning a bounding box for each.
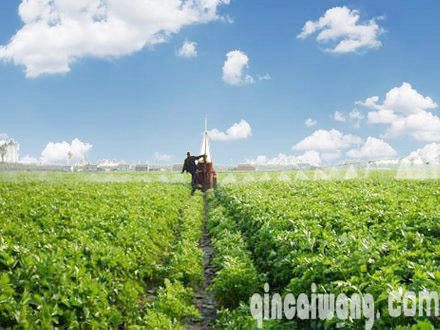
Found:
[181,152,206,195]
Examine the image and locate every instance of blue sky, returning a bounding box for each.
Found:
[1,0,440,165]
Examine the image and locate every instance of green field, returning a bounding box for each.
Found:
[0,171,439,329]
[0,173,202,328]
[209,177,440,329]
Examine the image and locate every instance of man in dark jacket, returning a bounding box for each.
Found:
[182,152,205,195]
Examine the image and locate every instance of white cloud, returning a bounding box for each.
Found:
[349,109,364,121]
[358,82,440,141]
[247,150,321,167]
[321,151,341,162]
[346,137,396,159]
[293,129,362,152]
[305,118,317,127]
[208,120,252,141]
[407,143,440,162]
[356,96,380,109]
[361,82,437,117]
[297,6,384,53]
[380,82,436,115]
[0,0,230,77]
[386,111,440,141]
[332,109,364,127]
[176,40,197,58]
[297,151,321,166]
[153,152,174,162]
[20,155,39,163]
[367,109,397,124]
[333,111,346,122]
[349,109,364,128]
[250,128,370,166]
[249,155,268,165]
[40,138,92,163]
[222,50,254,86]
[0,133,8,140]
[257,73,271,81]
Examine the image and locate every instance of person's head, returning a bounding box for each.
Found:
[186,151,190,158]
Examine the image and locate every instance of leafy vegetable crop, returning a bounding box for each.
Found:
[1,171,439,329]
[0,179,203,328]
[210,178,440,329]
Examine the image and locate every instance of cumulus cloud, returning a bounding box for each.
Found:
[361,82,437,118]
[248,155,268,165]
[357,96,380,109]
[153,152,174,162]
[305,118,317,127]
[176,40,197,58]
[252,129,391,166]
[40,138,92,163]
[349,109,364,121]
[0,133,8,140]
[297,6,384,53]
[349,109,364,128]
[297,151,321,166]
[387,112,440,141]
[321,151,342,162]
[367,108,397,124]
[291,129,362,164]
[332,109,364,127]
[0,0,230,77]
[208,120,252,141]
[293,129,362,152]
[222,50,254,86]
[333,111,346,122]
[407,143,440,162]
[346,137,396,159]
[358,82,440,141]
[247,151,321,167]
[20,155,39,163]
[257,73,271,81]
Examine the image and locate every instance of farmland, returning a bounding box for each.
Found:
[0,170,439,329]
[208,176,440,329]
[0,173,202,328]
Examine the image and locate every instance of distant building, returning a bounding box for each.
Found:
[341,160,364,166]
[237,164,255,171]
[135,164,149,171]
[0,139,19,163]
[408,157,425,166]
[213,164,235,172]
[97,159,120,171]
[372,158,401,166]
[83,164,98,172]
[116,163,131,171]
[148,164,163,171]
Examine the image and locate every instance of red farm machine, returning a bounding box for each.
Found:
[197,116,217,192]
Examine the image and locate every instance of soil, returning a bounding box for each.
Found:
[185,193,218,329]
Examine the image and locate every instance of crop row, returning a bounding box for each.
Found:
[209,179,440,328]
[0,181,203,328]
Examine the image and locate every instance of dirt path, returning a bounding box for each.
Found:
[185,193,217,329]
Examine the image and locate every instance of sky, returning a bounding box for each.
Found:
[1,0,440,166]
